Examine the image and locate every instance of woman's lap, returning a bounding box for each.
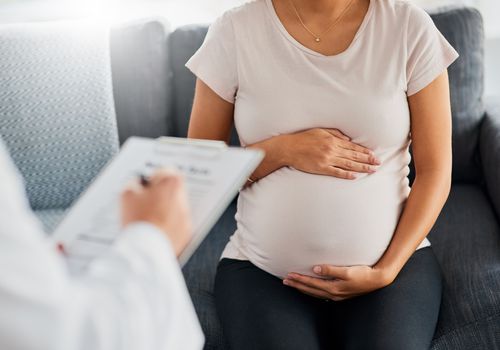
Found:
[214,257,332,350]
[334,246,443,349]
[214,247,443,350]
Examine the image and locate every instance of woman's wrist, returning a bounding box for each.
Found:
[246,134,293,172]
[373,260,402,286]
[240,133,297,187]
[257,133,292,168]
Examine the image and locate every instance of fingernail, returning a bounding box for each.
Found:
[314,266,322,274]
[283,279,290,285]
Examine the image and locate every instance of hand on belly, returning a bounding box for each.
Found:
[277,127,381,180]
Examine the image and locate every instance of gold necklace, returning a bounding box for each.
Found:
[288,0,355,43]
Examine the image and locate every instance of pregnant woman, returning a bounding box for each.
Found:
[186,0,458,348]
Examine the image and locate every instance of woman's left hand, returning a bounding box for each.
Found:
[283,265,396,301]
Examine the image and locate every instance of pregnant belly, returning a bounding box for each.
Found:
[234,166,411,278]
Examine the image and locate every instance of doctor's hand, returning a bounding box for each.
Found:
[121,168,193,257]
[283,128,381,179]
[283,264,395,301]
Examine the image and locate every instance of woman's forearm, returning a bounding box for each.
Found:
[243,128,379,186]
[244,134,292,182]
[374,170,451,283]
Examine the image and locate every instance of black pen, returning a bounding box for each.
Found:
[139,174,150,187]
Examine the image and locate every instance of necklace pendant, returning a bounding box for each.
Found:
[315,37,321,43]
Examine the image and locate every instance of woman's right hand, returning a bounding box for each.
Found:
[281,128,381,180]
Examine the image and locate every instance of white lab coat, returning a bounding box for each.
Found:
[0,141,204,350]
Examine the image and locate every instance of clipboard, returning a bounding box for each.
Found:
[52,136,264,274]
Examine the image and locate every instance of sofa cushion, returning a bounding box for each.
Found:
[169,25,240,146]
[110,18,173,144]
[432,8,485,182]
[0,20,119,210]
[479,98,500,222]
[409,7,485,185]
[428,184,500,349]
[169,24,206,138]
[35,208,67,234]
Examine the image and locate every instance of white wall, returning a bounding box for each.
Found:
[485,38,500,96]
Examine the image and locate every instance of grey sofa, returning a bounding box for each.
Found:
[1,5,498,350]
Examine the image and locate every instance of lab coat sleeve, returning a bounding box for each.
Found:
[0,141,204,350]
[0,221,204,350]
[70,222,205,350]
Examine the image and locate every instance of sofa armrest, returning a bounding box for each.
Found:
[480,98,500,219]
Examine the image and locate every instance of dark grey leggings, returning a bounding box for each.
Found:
[214,246,443,350]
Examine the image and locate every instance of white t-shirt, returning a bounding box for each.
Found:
[186,0,459,278]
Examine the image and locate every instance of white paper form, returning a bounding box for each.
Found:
[52,137,264,275]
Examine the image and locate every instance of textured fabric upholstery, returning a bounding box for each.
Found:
[0,20,119,211]
[432,8,485,183]
[35,208,68,233]
[408,7,485,185]
[480,99,500,220]
[169,25,240,146]
[428,184,500,349]
[110,18,173,144]
[169,25,207,138]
